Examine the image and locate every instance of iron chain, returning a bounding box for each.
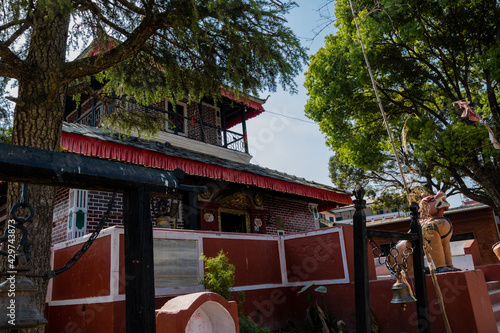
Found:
[368,238,414,276]
[48,192,117,278]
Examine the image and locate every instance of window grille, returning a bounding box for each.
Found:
[67,189,88,240]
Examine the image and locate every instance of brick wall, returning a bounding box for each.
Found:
[52,188,69,244]
[87,191,124,232]
[53,188,318,242]
[52,189,124,243]
[52,188,189,243]
[263,195,316,235]
[186,103,219,145]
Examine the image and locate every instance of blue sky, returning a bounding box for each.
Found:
[245,1,465,207]
[246,1,337,187]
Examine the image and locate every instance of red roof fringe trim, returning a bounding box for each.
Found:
[61,132,352,206]
[221,88,265,113]
[225,108,262,129]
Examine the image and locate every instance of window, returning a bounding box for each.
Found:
[308,203,319,219]
[309,203,320,229]
[165,100,187,135]
[214,106,222,144]
[67,189,88,240]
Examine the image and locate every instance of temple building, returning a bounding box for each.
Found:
[51,88,352,243]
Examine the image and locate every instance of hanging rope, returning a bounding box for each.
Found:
[347,0,411,205]
[347,1,452,332]
[424,243,453,333]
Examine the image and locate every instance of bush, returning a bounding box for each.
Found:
[239,315,271,333]
[200,250,235,300]
[200,251,271,333]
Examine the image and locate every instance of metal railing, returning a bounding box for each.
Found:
[74,98,248,154]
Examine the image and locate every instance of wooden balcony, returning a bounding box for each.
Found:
[70,96,255,156]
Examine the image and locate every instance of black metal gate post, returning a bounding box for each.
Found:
[410,202,431,333]
[123,186,156,332]
[353,185,371,333]
[351,183,431,333]
[0,143,209,333]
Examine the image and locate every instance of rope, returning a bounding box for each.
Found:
[348,0,411,205]
[424,244,453,333]
[347,2,451,332]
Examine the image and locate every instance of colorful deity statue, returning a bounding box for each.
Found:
[391,191,460,275]
[418,191,460,273]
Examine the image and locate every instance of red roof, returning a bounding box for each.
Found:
[221,88,265,128]
[60,131,352,206]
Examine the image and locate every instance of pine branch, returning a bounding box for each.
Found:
[0,43,26,77]
[0,60,18,79]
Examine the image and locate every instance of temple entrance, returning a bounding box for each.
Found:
[216,191,252,233]
[220,212,247,233]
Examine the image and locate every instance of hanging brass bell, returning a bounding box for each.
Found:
[390,280,416,310]
[0,273,47,328]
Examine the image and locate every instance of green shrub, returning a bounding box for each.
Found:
[200,251,271,333]
[200,250,235,300]
[239,315,271,333]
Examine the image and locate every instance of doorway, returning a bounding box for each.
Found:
[220,212,247,233]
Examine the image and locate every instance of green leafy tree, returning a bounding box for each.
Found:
[328,154,376,198]
[305,0,500,210]
[0,0,306,324]
[370,191,409,216]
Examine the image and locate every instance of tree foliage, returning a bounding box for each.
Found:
[305,0,500,208]
[1,0,307,107]
[370,191,409,215]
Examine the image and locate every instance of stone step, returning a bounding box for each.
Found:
[493,303,500,323]
[486,280,500,332]
[490,289,500,305]
[487,280,500,291]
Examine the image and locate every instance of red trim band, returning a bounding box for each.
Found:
[61,132,352,206]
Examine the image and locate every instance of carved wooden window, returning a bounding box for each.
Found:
[67,189,88,240]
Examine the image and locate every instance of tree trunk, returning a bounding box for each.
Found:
[2,7,69,333]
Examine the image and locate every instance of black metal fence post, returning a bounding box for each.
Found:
[353,185,371,333]
[240,106,249,154]
[123,186,156,332]
[410,202,431,333]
